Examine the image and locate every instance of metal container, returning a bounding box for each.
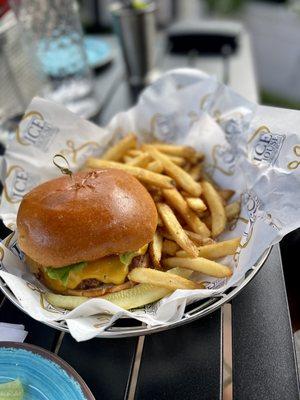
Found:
[110,2,157,86]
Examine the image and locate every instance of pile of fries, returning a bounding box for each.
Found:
[86,135,240,288]
[46,134,241,311]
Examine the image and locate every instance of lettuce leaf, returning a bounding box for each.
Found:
[46,262,87,287]
[119,252,137,266]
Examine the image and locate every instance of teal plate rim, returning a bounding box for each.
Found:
[0,341,95,400]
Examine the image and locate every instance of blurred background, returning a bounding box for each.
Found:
[79,0,300,109]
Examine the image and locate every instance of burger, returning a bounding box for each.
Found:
[16,169,158,297]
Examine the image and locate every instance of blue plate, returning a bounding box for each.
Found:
[0,342,95,400]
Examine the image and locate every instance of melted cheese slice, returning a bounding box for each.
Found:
[41,244,148,292]
[67,256,128,289]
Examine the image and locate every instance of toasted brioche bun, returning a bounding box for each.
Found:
[17,169,158,267]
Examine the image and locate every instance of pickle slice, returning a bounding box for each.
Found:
[103,267,193,309]
[0,379,24,400]
[103,284,171,309]
[45,293,87,310]
[45,268,193,310]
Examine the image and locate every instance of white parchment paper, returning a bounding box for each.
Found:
[0,69,299,341]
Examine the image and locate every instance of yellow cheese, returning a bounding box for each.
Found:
[67,256,128,289]
[41,245,148,292]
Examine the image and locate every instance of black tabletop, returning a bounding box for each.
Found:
[0,33,299,400]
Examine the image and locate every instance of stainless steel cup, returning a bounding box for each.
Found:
[110,2,157,86]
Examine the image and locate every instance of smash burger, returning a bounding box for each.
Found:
[17,169,157,297]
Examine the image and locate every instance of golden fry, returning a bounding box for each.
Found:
[146,160,164,173]
[128,267,203,290]
[196,152,205,162]
[86,159,173,189]
[163,257,232,278]
[157,214,163,227]
[127,153,152,167]
[203,201,241,228]
[226,201,241,221]
[162,188,210,237]
[156,203,198,257]
[167,155,186,166]
[160,229,173,241]
[188,164,203,181]
[176,237,240,259]
[123,156,134,163]
[184,230,215,245]
[143,145,202,196]
[127,149,184,166]
[202,181,226,237]
[186,197,207,213]
[127,149,143,157]
[218,189,235,202]
[149,232,163,269]
[162,240,180,256]
[101,134,137,161]
[150,143,196,158]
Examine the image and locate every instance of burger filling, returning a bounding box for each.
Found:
[34,244,148,294]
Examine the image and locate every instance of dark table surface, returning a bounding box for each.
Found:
[0,33,299,400]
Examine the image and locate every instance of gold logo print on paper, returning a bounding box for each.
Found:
[205,145,235,176]
[3,165,26,204]
[287,145,300,170]
[16,111,44,146]
[247,125,270,144]
[25,283,66,314]
[60,139,102,163]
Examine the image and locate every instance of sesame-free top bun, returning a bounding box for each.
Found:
[17,169,158,268]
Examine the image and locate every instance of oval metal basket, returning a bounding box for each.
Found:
[0,247,270,338]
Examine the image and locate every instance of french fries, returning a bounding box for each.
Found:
[146,160,164,173]
[101,134,137,161]
[76,136,240,313]
[202,181,226,237]
[225,201,241,221]
[162,188,210,237]
[86,158,173,189]
[123,156,134,163]
[186,198,207,213]
[218,189,235,202]
[128,267,204,290]
[127,152,152,167]
[184,230,215,245]
[156,202,199,257]
[163,257,232,278]
[157,214,163,227]
[162,240,179,256]
[149,232,163,268]
[188,164,202,181]
[150,143,196,158]
[143,145,202,196]
[176,237,240,259]
[127,149,185,166]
